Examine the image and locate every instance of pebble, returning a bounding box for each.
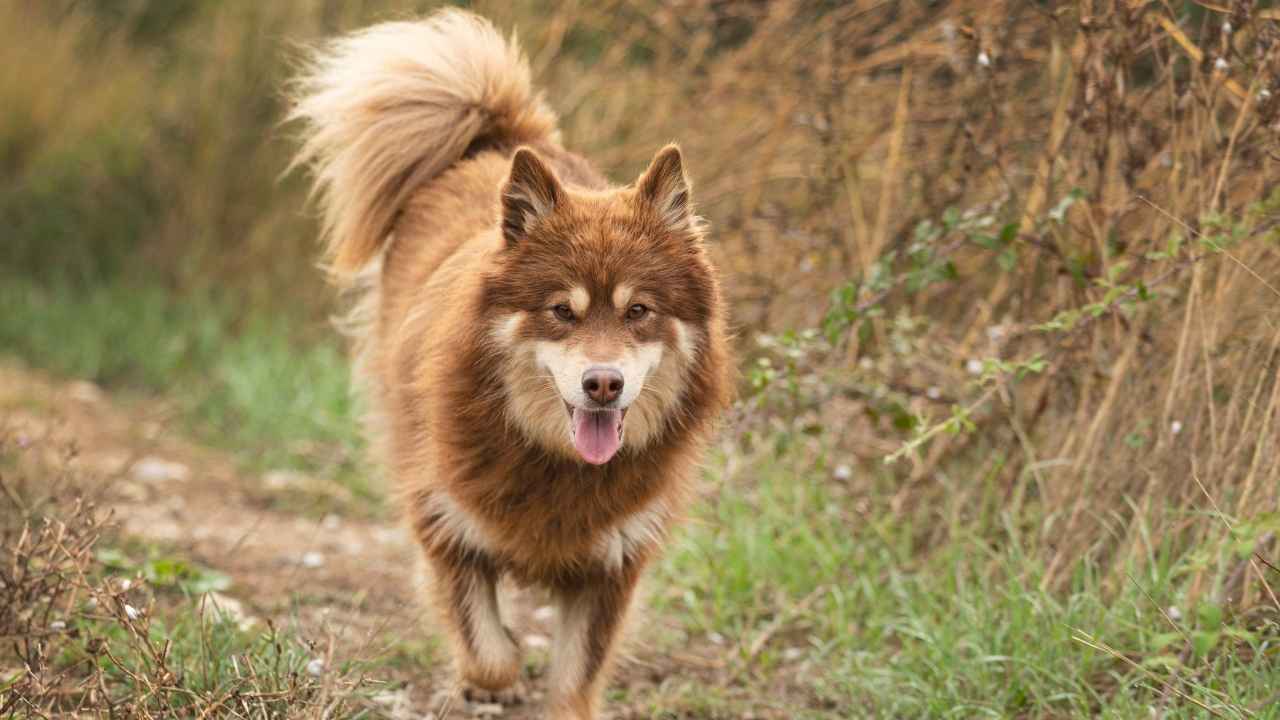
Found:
[301,552,325,569]
[200,592,256,631]
[263,469,308,489]
[132,456,191,483]
[68,380,104,403]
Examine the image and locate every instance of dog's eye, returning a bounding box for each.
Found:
[553,304,575,322]
[626,303,649,321]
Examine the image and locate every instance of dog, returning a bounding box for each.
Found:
[288,10,731,719]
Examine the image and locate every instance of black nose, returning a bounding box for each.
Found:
[582,367,624,405]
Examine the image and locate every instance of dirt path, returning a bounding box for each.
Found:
[0,361,726,719]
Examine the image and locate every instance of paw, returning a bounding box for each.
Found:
[462,678,528,706]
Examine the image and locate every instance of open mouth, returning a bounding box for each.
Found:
[564,402,627,465]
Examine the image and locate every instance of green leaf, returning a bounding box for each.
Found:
[997,247,1018,271]
[1192,630,1221,657]
[1197,603,1224,631]
[1148,632,1183,652]
[1048,189,1085,223]
[1142,654,1184,671]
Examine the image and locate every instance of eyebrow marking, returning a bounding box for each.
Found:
[612,283,634,309]
[569,285,590,315]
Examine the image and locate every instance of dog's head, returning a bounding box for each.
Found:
[484,144,719,465]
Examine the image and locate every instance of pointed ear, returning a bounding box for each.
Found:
[636,144,694,231]
[502,148,562,246]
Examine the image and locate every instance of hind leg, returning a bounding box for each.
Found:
[425,551,524,700]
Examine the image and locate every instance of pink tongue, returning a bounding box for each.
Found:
[572,409,623,465]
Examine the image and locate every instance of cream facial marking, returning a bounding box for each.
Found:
[569,285,591,316]
[534,341,664,410]
[491,312,524,346]
[672,319,698,360]
[611,283,634,310]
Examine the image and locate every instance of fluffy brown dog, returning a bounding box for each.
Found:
[289,10,731,719]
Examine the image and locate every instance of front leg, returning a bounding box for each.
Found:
[424,550,523,697]
[546,566,643,720]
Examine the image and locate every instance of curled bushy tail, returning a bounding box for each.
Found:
[288,10,557,278]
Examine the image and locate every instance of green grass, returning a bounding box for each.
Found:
[654,453,1280,718]
[0,273,372,502]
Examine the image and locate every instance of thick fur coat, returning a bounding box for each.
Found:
[289,10,731,719]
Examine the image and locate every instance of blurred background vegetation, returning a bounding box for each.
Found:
[4,0,1280,716]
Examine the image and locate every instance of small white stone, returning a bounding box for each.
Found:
[926,386,942,400]
[124,604,141,620]
[132,456,190,483]
[321,513,341,530]
[1167,606,1182,622]
[68,380,104,403]
[49,620,66,631]
[1170,420,1183,435]
[263,469,308,489]
[301,552,325,569]
[1260,89,1272,101]
[524,634,550,650]
[1214,57,1229,72]
[832,464,853,481]
[977,51,991,68]
[966,359,984,375]
[200,592,256,631]
[119,579,132,591]
[306,658,325,677]
[1222,21,1232,35]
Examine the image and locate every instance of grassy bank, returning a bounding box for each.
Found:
[0,275,365,496]
[658,451,1280,717]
